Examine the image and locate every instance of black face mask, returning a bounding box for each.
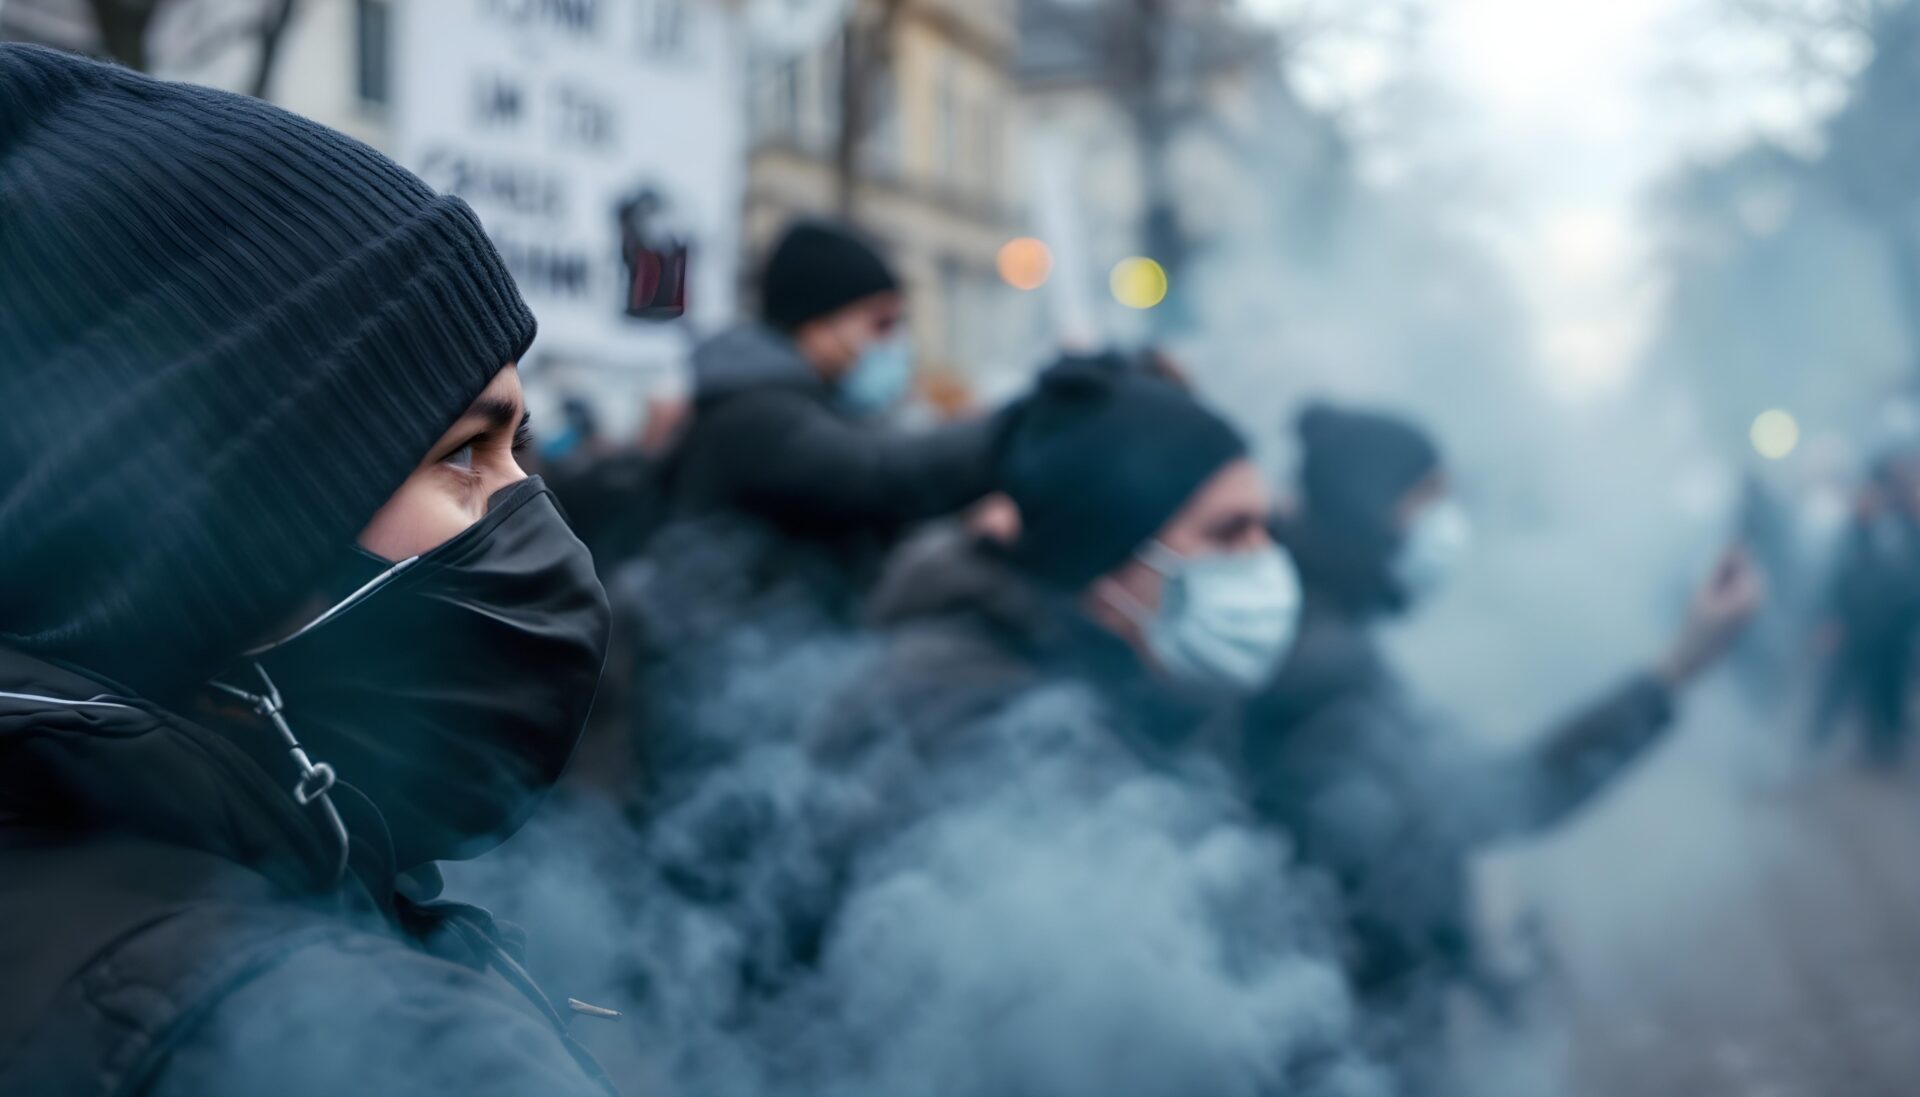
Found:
[239,477,610,870]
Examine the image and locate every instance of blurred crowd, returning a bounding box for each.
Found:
[517,216,1787,1094]
[1806,447,1920,768]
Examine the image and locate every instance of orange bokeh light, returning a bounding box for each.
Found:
[997,237,1054,291]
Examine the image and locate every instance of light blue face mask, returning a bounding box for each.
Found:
[1106,541,1304,693]
[839,336,915,414]
[1393,498,1473,603]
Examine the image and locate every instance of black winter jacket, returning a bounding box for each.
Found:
[0,648,616,1097]
[657,327,1006,595]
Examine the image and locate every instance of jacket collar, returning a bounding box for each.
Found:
[0,646,364,900]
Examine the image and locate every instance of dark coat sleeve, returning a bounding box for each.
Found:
[141,934,610,1097]
[1499,670,1675,836]
[1246,671,1677,860]
[705,389,1007,531]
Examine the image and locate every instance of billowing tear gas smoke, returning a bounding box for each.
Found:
[448,631,1394,1097]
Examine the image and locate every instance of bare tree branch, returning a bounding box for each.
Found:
[85,0,162,70]
[248,0,298,98]
[833,0,905,218]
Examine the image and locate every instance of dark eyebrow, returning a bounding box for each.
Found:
[465,395,522,432]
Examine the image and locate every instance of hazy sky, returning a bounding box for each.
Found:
[1253,0,1865,399]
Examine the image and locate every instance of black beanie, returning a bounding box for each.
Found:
[0,45,536,695]
[1296,402,1440,541]
[1002,352,1248,589]
[759,218,901,331]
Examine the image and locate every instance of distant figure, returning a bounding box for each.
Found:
[1810,449,1920,768]
[626,220,1020,798]
[1240,403,1762,1091]
[654,218,1016,617]
[540,395,609,473]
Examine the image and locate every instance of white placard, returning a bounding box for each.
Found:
[394,0,744,394]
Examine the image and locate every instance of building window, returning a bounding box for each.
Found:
[750,57,801,142]
[939,256,965,363]
[862,67,902,179]
[978,97,1002,203]
[636,0,689,60]
[355,0,391,108]
[804,31,843,156]
[936,60,958,183]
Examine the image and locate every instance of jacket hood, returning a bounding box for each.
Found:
[0,647,350,896]
[691,325,826,401]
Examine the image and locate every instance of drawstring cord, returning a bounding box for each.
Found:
[210,663,351,887]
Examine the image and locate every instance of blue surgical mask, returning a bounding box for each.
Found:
[839,336,915,414]
[1393,498,1472,602]
[1106,541,1303,693]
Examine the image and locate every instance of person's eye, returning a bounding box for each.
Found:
[513,414,533,454]
[443,442,475,470]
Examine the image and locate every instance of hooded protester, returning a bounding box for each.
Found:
[1241,402,1763,1088]
[0,46,615,1097]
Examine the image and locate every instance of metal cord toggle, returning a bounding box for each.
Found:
[211,662,351,886]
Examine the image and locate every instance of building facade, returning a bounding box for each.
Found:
[742,0,1036,404]
[1016,0,1341,346]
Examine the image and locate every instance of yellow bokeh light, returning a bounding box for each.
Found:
[997,237,1053,291]
[1750,409,1800,460]
[1109,257,1168,310]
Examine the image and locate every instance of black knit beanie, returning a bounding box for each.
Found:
[759,218,901,331]
[1001,352,1248,589]
[1296,402,1440,543]
[0,45,536,695]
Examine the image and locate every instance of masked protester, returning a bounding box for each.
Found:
[822,351,1301,779]
[690,352,1305,1002]
[655,219,1014,611]
[630,220,1019,797]
[0,46,614,1097]
[1241,402,1763,1090]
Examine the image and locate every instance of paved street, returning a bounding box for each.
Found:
[1483,695,1920,1096]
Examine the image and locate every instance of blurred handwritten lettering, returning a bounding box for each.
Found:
[480,0,598,35]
